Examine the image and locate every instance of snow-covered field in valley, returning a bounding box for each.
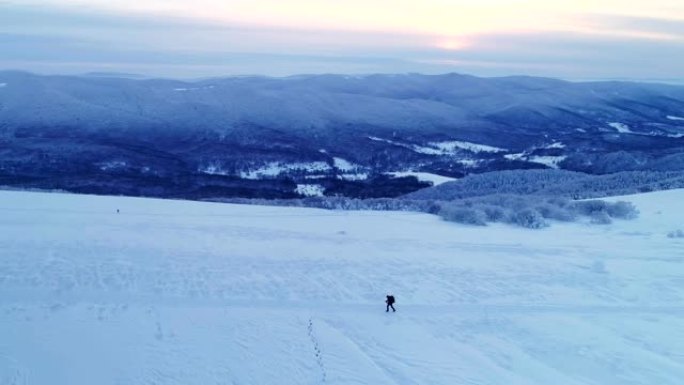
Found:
[1,189,683,385]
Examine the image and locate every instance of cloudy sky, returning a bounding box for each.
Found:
[1,0,683,81]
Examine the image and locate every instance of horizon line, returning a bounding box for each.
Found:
[1,68,684,86]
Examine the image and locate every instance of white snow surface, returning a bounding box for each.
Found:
[337,172,369,181]
[666,115,684,121]
[608,122,634,133]
[388,171,456,186]
[96,160,128,171]
[504,152,526,161]
[410,145,445,155]
[198,164,230,176]
[545,142,566,149]
[240,161,331,179]
[527,155,567,169]
[457,159,480,167]
[1,189,684,385]
[368,136,443,155]
[332,157,358,171]
[295,184,325,197]
[504,153,567,168]
[173,85,215,92]
[367,137,506,156]
[429,140,506,154]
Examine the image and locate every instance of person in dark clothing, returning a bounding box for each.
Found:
[385,295,396,312]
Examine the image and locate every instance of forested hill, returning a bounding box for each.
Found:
[1,71,684,199]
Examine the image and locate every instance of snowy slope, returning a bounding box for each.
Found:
[1,190,683,385]
[388,171,456,185]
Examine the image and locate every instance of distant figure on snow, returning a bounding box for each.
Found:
[116,209,120,214]
[385,294,396,312]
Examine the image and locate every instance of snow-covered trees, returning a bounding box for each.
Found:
[434,195,637,228]
[438,207,487,226]
[406,170,684,201]
[207,169,660,229]
[667,229,684,238]
[214,193,639,229]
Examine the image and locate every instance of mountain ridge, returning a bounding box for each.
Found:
[1,71,683,199]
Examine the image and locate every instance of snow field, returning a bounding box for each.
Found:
[1,189,683,384]
[388,172,456,186]
[608,122,633,133]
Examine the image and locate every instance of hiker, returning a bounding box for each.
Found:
[385,294,396,312]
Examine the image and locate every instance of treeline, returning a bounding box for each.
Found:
[404,169,684,200]
[436,195,638,228]
[209,193,639,229]
[205,168,684,228]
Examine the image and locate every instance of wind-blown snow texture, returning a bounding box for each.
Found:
[1,190,683,385]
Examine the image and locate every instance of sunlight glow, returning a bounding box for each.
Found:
[3,0,683,79]
[434,39,472,51]
[14,0,684,40]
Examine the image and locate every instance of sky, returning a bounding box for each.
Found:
[1,0,683,82]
